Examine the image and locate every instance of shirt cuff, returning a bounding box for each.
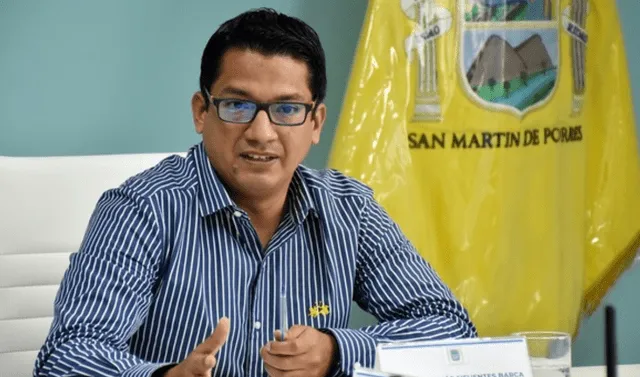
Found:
[122,362,176,377]
[321,328,377,376]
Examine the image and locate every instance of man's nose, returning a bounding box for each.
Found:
[244,109,278,143]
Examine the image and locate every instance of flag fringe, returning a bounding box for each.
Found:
[582,229,640,315]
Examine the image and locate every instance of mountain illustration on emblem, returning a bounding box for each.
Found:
[464,33,556,111]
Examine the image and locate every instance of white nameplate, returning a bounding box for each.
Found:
[375,337,533,377]
[353,364,397,377]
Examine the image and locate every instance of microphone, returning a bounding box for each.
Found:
[605,305,617,377]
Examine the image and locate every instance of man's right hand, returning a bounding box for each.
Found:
[164,317,231,377]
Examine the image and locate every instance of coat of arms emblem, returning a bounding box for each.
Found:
[459,0,560,117]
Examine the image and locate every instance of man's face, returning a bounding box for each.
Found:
[192,48,326,200]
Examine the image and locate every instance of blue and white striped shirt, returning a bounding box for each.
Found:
[34,142,476,377]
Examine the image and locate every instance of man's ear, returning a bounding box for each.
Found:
[310,103,327,145]
[191,91,208,134]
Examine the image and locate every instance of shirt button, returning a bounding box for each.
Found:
[253,321,261,330]
[233,210,242,218]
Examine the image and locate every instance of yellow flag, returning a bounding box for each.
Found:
[329,0,640,336]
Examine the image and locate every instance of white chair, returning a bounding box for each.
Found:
[572,364,640,376]
[0,152,183,377]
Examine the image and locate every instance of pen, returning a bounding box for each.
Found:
[280,286,288,341]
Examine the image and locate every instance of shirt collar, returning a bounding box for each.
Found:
[193,142,317,223]
[288,167,318,225]
[193,142,235,216]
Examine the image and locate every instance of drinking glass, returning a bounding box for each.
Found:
[513,331,571,377]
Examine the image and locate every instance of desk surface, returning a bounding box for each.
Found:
[572,364,640,377]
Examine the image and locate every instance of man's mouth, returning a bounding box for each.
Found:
[240,153,278,162]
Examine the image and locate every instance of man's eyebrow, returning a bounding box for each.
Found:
[219,87,310,102]
[219,87,252,98]
[271,93,309,102]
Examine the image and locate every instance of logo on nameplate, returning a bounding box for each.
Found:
[447,347,464,364]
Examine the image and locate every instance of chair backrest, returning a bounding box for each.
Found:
[0,152,183,377]
[572,364,640,377]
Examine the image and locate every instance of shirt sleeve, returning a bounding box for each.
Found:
[33,188,171,377]
[323,197,478,376]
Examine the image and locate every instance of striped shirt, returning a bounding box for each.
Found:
[34,142,477,377]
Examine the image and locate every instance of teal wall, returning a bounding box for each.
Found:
[1,0,638,367]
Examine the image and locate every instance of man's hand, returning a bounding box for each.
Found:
[261,325,337,377]
[164,317,231,377]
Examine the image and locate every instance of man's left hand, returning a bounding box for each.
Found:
[260,325,337,377]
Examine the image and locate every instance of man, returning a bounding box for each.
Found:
[34,8,476,377]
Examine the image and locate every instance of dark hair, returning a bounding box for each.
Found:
[199,8,327,107]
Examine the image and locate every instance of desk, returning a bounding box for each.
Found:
[572,364,640,376]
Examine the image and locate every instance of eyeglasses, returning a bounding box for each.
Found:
[204,90,314,126]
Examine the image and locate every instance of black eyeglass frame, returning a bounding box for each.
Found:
[203,89,316,127]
